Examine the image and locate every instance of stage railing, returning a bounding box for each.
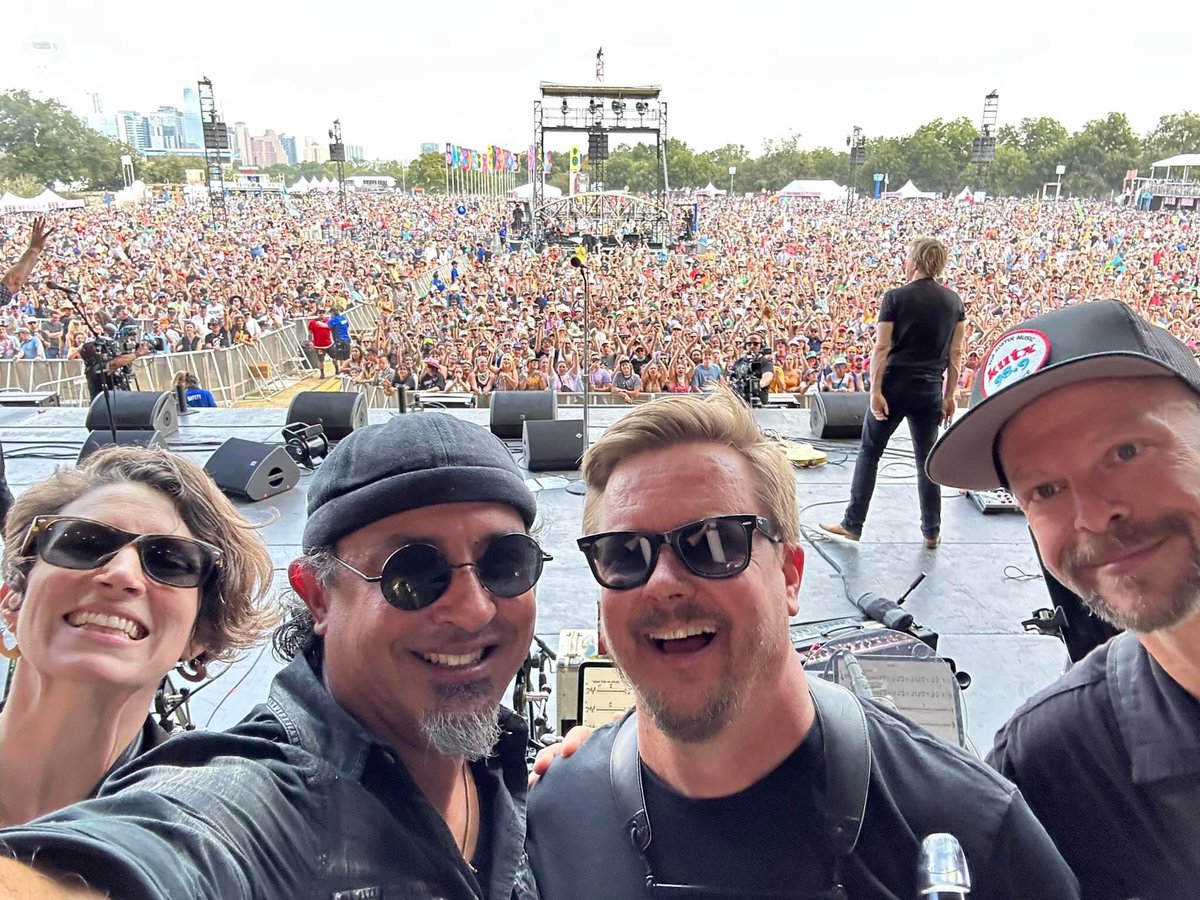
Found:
[0,311,382,406]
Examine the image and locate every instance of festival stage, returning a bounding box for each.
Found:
[0,404,1069,755]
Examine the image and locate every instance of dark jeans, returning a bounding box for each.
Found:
[842,381,943,539]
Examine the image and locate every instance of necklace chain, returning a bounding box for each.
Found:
[461,762,477,873]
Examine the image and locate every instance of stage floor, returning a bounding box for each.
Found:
[0,404,1068,755]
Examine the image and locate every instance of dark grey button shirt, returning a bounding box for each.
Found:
[0,649,538,900]
[989,632,1200,899]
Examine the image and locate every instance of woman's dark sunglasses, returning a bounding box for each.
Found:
[21,515,224,589]
[333,532,552,612]
[577,515,781,591]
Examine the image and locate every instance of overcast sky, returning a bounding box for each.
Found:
[2,0,1195,161]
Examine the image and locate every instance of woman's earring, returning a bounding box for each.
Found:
[175,656,208,683]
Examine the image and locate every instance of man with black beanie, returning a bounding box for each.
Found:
[0,414,545,900]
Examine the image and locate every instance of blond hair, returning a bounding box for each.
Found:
[581,387,799,543]
[3,446,278,666]
[909,237,948,279]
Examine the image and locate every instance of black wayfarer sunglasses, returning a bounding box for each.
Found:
[333,532,552,612]
[21,515,224,589]
[577,515,781,591]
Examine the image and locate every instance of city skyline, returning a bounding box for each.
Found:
[1,0,1197,163]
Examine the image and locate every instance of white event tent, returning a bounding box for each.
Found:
[776,179,845,201]
[0,188,85,212]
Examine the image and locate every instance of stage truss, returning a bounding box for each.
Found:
[534,191,679,248]
[532,82,670,247]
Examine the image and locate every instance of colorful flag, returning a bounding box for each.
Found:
[444,143,452,166]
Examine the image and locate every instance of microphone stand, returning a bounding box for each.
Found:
[51,283,117,446]
[565,257,591,496]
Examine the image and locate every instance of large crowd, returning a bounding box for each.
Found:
[2,191,1198,403]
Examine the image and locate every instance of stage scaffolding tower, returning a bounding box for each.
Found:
[532,83,670,248]
[197,77,230,224]
[971,91,999,196]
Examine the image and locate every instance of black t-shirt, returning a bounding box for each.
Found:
[418,370,447,390]
[878,279,964,385]
[642,720,831,895]
[528,698,1078,900]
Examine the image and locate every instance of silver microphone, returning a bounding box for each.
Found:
[918,833,971,898]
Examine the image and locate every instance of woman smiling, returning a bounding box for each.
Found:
[0,447,276,826]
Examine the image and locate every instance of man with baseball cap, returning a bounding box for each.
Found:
[0,413,544,899]
[927,299,1200,899]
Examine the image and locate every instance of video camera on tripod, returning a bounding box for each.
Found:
[729,347,770,407]
[79,326,143,392]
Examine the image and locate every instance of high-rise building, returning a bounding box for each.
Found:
[279,134,299,166]
[25,41,66,101]
[147,106,185,151]
[182,87,203,148]
[87,114,120,141]
[302,138,330,165]
[116,111,151,153]
[232,122,254,165]
[345,144,365,162]
[250,130,288,167]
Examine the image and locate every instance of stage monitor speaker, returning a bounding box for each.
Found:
[810,392,869,440]
[522,420,585,472]
[490,392,557,440]
[205,438,300,501]
[78,430,166,463]
[285,391,367,442]
[86,392,178,437]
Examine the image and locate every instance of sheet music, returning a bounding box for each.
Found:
[578,663,636,727]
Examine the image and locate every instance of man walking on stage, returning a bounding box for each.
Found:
[821,237,965,549]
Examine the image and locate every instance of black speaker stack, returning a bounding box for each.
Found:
[810,392,869,440]
[79,392,178,462]
[285,391,368,442]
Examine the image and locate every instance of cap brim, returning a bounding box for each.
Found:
[927,353,1189,490]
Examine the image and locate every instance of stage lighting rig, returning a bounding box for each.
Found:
[611,99,625,118]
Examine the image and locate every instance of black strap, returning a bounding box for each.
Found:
[609,676,872,890]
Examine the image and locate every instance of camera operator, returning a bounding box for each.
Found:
[81,327,148,401]
[731,333,773,406]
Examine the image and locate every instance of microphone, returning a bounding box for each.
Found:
[917,833,971,898]
[853,591,914,632]
[46,281,78,295]
[569,255,585,269]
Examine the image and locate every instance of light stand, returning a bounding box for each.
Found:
[565,253,591,496]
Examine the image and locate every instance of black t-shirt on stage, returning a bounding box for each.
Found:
[641,720,831,896]
[878,278,964,386]
[527,697,1078,900]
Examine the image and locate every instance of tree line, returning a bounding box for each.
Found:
[3,88,1198,199]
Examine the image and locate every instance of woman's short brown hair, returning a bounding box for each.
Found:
[581,387,799,544]
[2,446,278,666]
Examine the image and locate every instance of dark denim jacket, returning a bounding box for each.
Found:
[0,650,538,900]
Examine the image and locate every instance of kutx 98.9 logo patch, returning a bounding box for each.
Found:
[981,330,1051,398]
